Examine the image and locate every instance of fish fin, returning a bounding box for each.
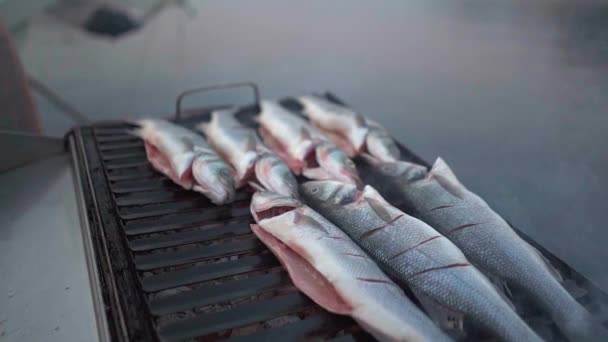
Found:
[354,112,367,127]
[430,158,467,199]
[302,167,332,180]
[523,241,563,283]
[482,271,517,310]
[363,189,399,223]
[178,137,195,153]
[243,134,258,151]
[410,289,464,332]
[129,127,144,139]
[248,181,266,192]
[300,127,312,140]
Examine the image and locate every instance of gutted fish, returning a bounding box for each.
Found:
[197,108,298,197]
[197,108,260,187]
[301,141,362,187]
[250,191,451,342]
[257,100,361,185]
[297,95,368,155]
[297,95,400,161]
[359,156,607,341]
[133,119,235,204]
[254,152,299,198]
[301,180,541,342]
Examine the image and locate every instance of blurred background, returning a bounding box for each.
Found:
[2,0,608,291]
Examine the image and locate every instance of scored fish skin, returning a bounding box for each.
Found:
[197,109,259,187]
[300,180,542,342]
[297,95,369,153]
[133,119,235,204]
[250,191,451,342]
[358,156,607,341]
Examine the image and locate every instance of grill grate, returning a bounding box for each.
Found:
[70,94,608,342]
[70,108,369,341]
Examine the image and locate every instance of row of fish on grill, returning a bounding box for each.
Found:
[132,95,606,341]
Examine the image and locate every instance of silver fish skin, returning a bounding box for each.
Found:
[197,108,259,187]
[250,191,451,342]
[359,156,607,342]
[257,100,324,172]
[254,152,299,198]
[300,180,542,342]
[301,141,362,187]
[133,119,235,204]
[365,119,401,162]
[297,95,369,154]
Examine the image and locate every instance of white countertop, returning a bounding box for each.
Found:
[0,155,98,341]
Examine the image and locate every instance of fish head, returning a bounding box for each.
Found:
[250,191,303,223]
[300,180,360,206]
[365,129,400,162]
[191,155,236,204]
[315,142,362,187]
[255,153,299,198]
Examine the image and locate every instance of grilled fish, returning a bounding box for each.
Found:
[359,156,607,341]
[133,119,235,204]
[297,95,400,161]
[250,191,451,342]
[300,180,541,342]
[258,100,361,185]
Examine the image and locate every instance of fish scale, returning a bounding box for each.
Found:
[300,181,542,342]
[358,156,608,341]
[250,191,450,342]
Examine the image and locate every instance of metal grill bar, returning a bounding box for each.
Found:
[158,292,314,341]
[140,254,280,292]
[129,221,252,251]
[134,238,264,270]
[149,271,292,316]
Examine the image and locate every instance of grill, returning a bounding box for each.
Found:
[68,92,608,341]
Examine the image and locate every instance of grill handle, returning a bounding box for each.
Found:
[175,82,261,120]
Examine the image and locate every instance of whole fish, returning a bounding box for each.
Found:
[250,191,451,342]
[365,119,401,162]
[359,156,607,341]
[197,108,259,187]
[302,141,362,187]
[254,151,299,198]
[132,119,235,204]
[297,95,368,156]
[300,180,541,342]
[197,108,299,197]
[258,100,362,186]
[297,95,400,161]
[257,100,323,173]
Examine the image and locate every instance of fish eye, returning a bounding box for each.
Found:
[311,187,319,194]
